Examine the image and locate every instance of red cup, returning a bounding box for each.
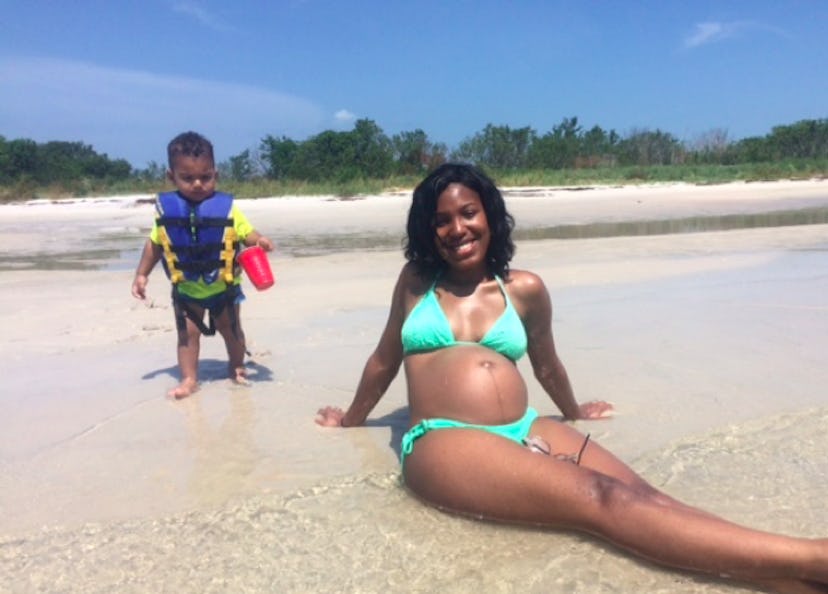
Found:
[237,246,275,290]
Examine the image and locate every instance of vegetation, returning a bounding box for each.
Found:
[2,117,827,202]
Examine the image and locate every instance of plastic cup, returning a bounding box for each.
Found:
[237,246,275,290]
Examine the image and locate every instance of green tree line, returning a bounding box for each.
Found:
[245,117,828,182]
[0,138,132,184]
[2,117,827,195]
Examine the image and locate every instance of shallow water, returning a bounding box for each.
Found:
[518,205,828,241]
[2,407,825,594]
[2,195,826,592]
[2,205,828,271]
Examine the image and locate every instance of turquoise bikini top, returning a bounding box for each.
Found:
[401,275,528,361]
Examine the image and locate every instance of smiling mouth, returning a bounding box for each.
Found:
[446,239,476,256]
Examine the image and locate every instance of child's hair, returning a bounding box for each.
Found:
[167,131,215,169]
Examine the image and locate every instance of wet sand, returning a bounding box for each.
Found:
[1,180,827,592]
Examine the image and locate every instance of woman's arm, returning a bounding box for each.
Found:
[515,270,612,421]
[316,267,409,427]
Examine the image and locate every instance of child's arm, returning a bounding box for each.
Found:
[131,239,163,300]
[243,230,274,252]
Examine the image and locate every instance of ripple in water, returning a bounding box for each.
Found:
[2,408,826,593]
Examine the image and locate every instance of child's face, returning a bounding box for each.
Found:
[167,155,217,202]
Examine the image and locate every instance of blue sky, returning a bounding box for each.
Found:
[1,1,826,168]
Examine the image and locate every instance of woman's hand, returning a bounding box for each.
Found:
[315,406,346,427]
[577,400,614,420]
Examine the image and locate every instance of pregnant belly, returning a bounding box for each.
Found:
[405,344,529,425]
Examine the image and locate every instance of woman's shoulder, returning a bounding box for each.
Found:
[503,269,553,321]
[503,268,548,297]
[398,262,433,295]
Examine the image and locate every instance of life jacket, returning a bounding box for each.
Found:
[155,191,239,285]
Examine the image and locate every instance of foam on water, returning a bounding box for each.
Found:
[3,407,825,593]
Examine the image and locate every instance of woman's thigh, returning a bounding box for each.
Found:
[532,417,728,523]
[402,427,614,528]
[525,417,647,488]
[531,418,733,521]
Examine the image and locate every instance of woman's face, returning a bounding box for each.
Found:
[432,183,490,271]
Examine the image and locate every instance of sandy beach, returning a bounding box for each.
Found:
[1,180,827,593]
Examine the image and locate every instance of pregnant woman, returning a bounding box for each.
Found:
[316,163,828,593]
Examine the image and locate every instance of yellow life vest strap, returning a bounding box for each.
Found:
[220,227,238,284]
[156,222,184,284]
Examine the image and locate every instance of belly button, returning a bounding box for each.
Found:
[479,360,495,369]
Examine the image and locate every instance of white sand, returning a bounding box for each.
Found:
[1,179,827,537]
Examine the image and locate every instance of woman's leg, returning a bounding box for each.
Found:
[523,418,828,593]
[402,427,828,587]
[526,417,722,520]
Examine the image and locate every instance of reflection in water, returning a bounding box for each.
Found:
[271,231,404,257]
[516,207,828,241]
[2,406,825,594]
[264,207,828,257]
[0,250,123,271]
[2,206,828,271]
[178,392,260,507]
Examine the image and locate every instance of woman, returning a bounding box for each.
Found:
[316,163,828,593]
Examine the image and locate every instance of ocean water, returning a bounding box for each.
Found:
[2,198,826,593]
[2,406,826,594]
[1,204,828,271]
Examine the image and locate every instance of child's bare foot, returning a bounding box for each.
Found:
[232,366,250,386]
[168,378,198,399]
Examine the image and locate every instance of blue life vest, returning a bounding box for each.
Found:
[155,191,239,285]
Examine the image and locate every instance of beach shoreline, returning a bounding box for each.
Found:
[1,180,827,591]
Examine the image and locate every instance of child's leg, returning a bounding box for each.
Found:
[215,303,247,384]
[171,304,203,399]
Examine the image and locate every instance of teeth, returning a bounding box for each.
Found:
[452,241,474,255]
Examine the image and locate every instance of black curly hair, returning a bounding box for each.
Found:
[167,131,215,169]
[404,163,515,279]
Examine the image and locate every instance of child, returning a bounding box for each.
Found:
[131,131,274,399]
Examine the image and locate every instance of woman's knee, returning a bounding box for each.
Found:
[581,472,669,521]
[572,470,651,523]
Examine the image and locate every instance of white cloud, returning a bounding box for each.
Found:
[334,109,356,123]
[683,20,789,50]
[0,57,326,166]
[683,22,735,48]
[171,1,233,32]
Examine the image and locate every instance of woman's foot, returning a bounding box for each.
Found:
[168,377,198,399]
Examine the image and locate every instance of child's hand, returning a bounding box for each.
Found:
[256,236,275,252]
[131,274,149,300]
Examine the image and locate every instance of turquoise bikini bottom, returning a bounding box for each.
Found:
[400,407,539,466]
